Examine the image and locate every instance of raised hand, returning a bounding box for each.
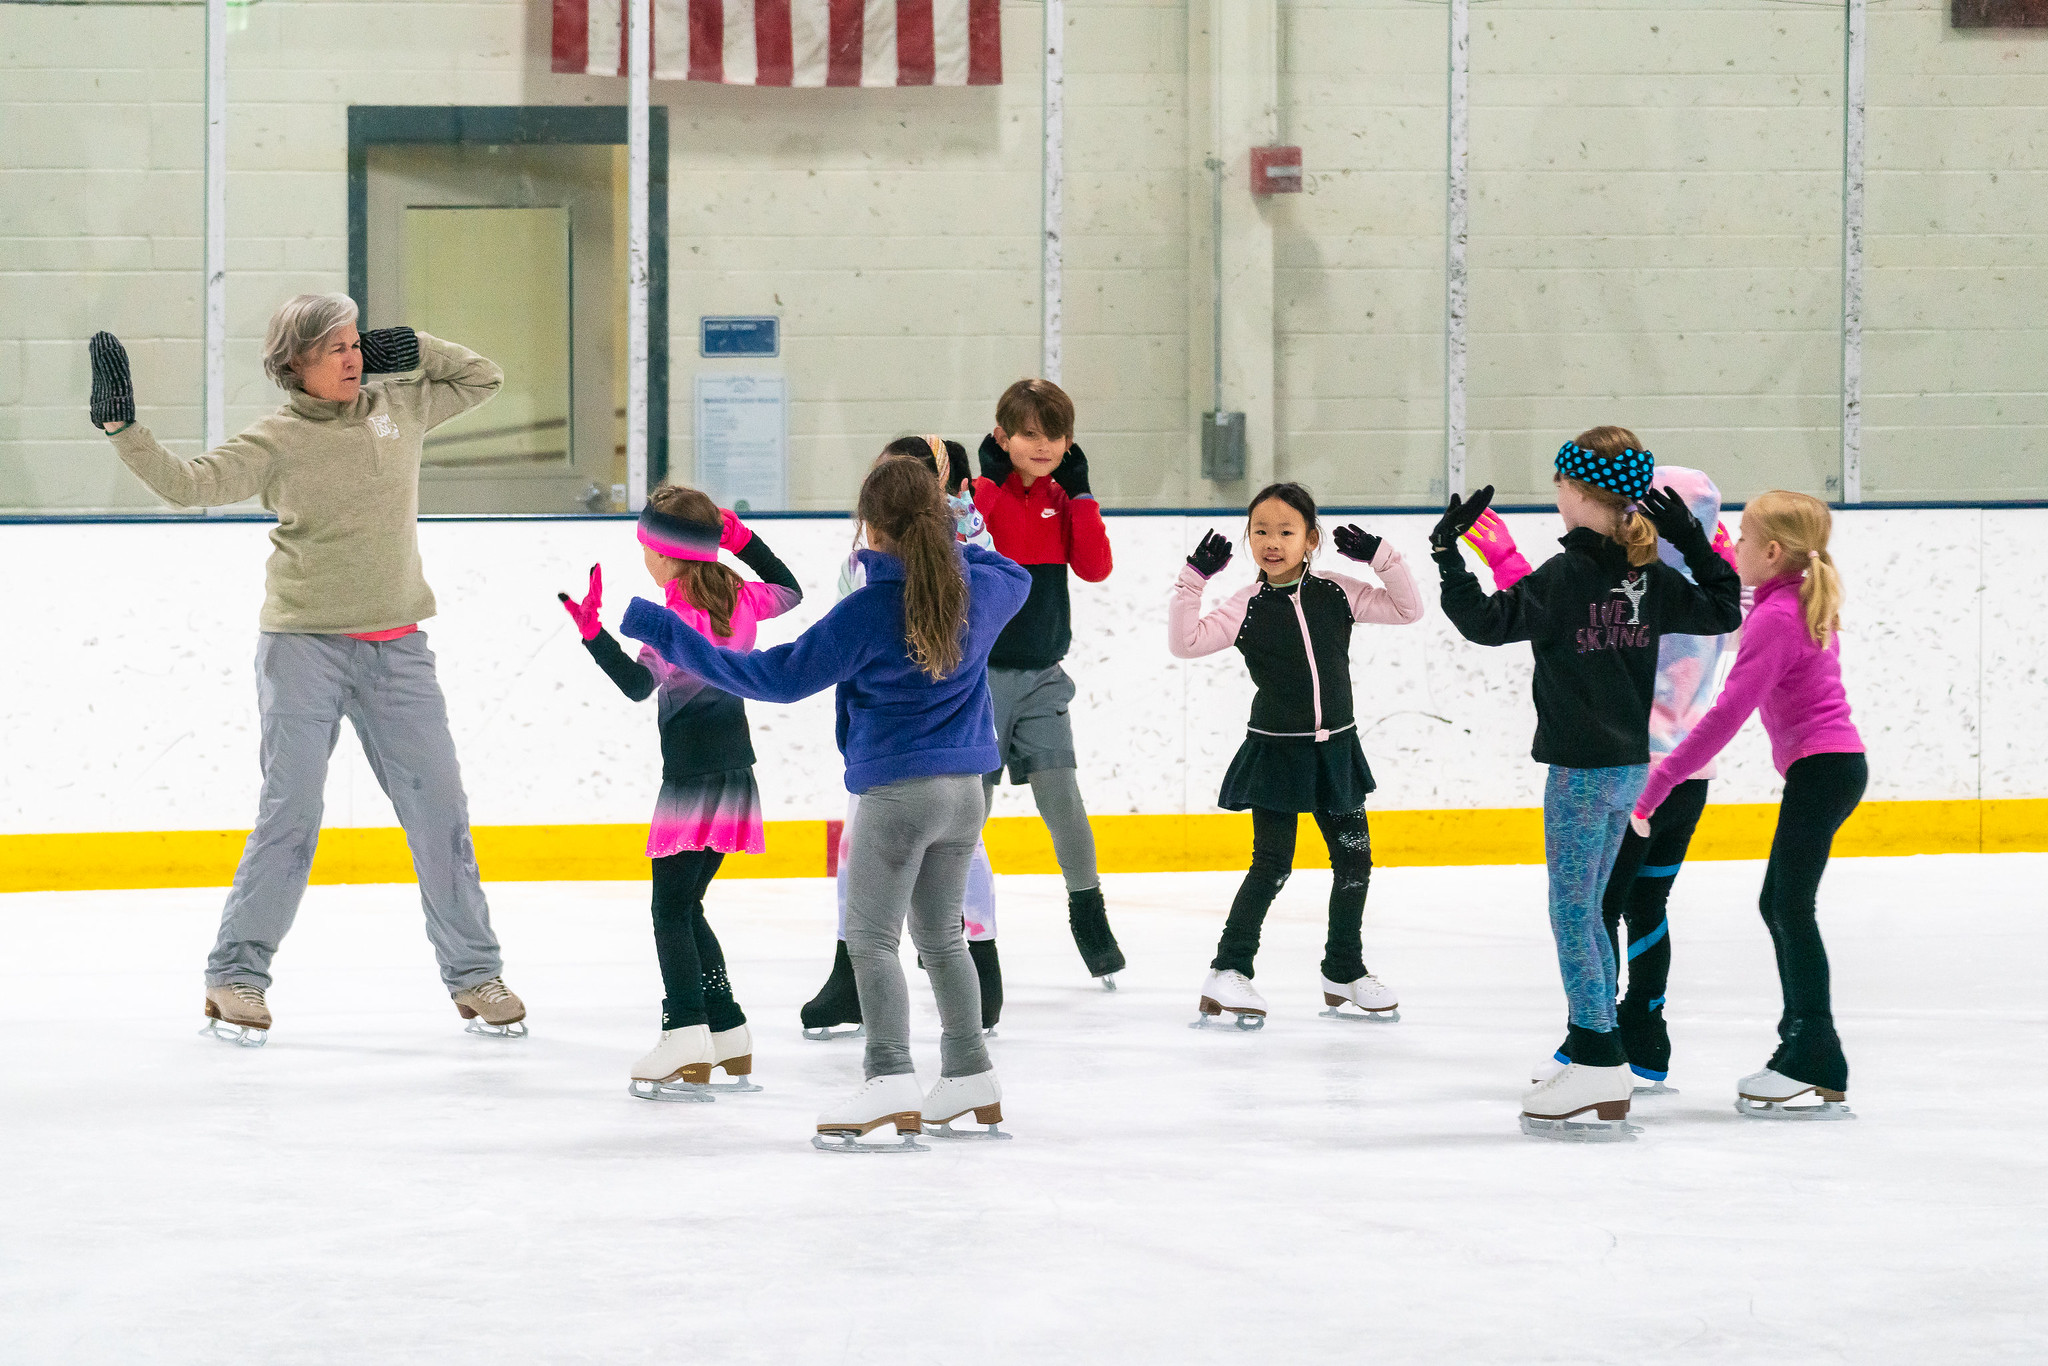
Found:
[88,331,135,428]
[1461,508,1535,589]
[1051,442,1092,499]
[557,564,604,641]
[1637,486,1703,545]
[1332,524,1382,563]
[359,326,420,375]
[1710,519,1738,570]
[1429,484,1495,552]
[1187,530,1233,578]
[978,432,1014,484]
[718,507,752,552]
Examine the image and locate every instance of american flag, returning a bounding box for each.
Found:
[552,0,1002,87]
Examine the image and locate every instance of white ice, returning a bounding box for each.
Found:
[2,855,2042,1364]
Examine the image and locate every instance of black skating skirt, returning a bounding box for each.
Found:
[1217,731,1375,815]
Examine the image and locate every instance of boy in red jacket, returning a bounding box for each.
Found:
[972,378,1125,983]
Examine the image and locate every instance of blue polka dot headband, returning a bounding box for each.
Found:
[1555,441,1655,501]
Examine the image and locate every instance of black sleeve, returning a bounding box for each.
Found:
[582,628,656,701]
[1434,545,1557,646]
[1655,532,1744,636]
[735,531,802,599]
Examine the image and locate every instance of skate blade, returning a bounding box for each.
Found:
[1098,974,1118,992]
[628,1079,717,1103]
[1189,1010,1265,1032]
[1319,1004,1400,1024]
[1519,1115,1640,1143]
[198,1019,268,1048]
[463,1019,528,1039]
[922,1121,1013,1142]
[812,1131,929,1154]
[802,1023,865,1042]
[1632,1080,1679,1097]
[1735,1097,1855,1121]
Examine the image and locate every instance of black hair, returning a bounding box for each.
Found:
[881,435,969,489]
[1246,481,1320,548]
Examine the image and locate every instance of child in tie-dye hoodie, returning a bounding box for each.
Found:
[1461,465,1740,1089]
[557,485,803,1099]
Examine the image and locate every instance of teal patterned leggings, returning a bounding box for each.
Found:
[1544,764,1649,1032]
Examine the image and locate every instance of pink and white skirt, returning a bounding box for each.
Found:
[648,768,766,859]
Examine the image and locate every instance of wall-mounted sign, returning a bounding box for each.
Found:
[700,316,780,357]
[694,373,787,513]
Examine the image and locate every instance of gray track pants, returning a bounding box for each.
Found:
[206,631,503,993]
[843,774,990,1080]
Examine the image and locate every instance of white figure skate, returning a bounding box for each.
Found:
[813,1073,928,1153]
[1519,1063,1637,1142]
[452,977,528,1038]
[1192,969,1267,1031]
[921,1069,1011,1141]
[1319,972,1400,1023]
[670,1024,762,1093]
[1735,1068,1854,1120]
[1529,1049,1569,1086]
[628,1024,717,1103]
[200,983,270,1048]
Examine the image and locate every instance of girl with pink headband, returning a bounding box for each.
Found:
[557,484,803,1101]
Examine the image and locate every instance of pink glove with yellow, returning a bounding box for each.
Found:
[557,564,603,641]
[1460,510,1535,590]
[1710,520,1737,571]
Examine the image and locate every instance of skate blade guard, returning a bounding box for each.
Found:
[1736,1091,1854,1121]
[198,1019,268,1049]
[802,1023,865,1042]
[922,1102,1013,1142]
[1191,998,1265,1031]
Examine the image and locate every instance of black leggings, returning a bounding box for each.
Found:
[1211,807,1372,982]
[1758,751,1867,1091]
[1601,777,1712,1012]
[651,849,746,1033]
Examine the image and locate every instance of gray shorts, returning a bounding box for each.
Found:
[987,664,1078,784]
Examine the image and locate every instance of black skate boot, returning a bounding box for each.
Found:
[969,938,1002,1033]
[1067,886,1125,986]
[800,940,864,1040]
[1618,996,1675,1095]
[1766,1016,1848,1096]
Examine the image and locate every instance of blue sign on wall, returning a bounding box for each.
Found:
[700,316,780,358]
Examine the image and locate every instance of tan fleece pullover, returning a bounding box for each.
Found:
[108,333,502,634]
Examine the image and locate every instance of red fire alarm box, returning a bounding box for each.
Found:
[1250,146,1303,195]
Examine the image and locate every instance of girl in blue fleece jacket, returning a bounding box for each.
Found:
[622,456,1029,1148]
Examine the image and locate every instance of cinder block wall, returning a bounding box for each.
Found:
[3,0,2043,511]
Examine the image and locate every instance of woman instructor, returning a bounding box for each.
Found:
[88,293,526,1044]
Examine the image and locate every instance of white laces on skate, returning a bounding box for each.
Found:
[229,984,267,1007]
[469,978,513,1003]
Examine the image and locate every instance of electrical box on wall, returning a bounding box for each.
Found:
[1250,146,1302,195]
[1201,411,1246,481]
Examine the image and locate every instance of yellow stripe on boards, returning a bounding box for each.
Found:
[0,801,2042,895]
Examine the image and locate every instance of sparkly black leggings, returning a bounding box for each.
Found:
[1211,807,1372,981]
[651,850,746,1032]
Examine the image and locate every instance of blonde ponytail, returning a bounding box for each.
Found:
[1747,490,1842,648]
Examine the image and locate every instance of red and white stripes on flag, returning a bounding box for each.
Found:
[552,0,1001,86]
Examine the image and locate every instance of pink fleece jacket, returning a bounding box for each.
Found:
[1634,572,1863,818]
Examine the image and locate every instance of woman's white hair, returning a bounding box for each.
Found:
[262,292,359,391]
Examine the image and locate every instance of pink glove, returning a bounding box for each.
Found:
[719,507,752,553]
[1461,509,1535,590]
[1710,520,1738,571]
[557,564,603,641]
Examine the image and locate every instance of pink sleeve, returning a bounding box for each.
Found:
[636,643,678,687]
[1335,542,1426,625]
[739,580,801,622]
[1634,608,1794,817]
[1167,565,1253,659]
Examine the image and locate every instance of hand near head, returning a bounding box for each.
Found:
[88,332,136,429]
[557,564,603,641]
[1429,485,1495,552]
[1051,442,1091,499]
[1710,519,1738,571]
[1331,525,1382,564]
[718,507,752,553]
[1637,486,1702,544]
[1187,530,1233,579]
[358,326,420,375]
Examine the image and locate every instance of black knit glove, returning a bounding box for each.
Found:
[1637,486,1704,548]
[1429,485,1494,552]
[1187,530,1233,578]
[88,331,135,427]
[1332,524,1382,563]
[359,326,420,375]
[978,432,1013,484]
[1052,442,1092,499]
[942,439,973,494]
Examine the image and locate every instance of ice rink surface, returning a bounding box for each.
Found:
[2,854,2042,1365]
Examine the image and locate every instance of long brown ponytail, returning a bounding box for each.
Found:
[857,456,968,679]
[1746,490,1843,648]
[646,483,742,638]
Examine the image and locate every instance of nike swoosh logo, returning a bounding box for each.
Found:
[1041,508,1056,518]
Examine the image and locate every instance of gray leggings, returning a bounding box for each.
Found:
[844,774,991,1080]
[982,766,1100,893]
